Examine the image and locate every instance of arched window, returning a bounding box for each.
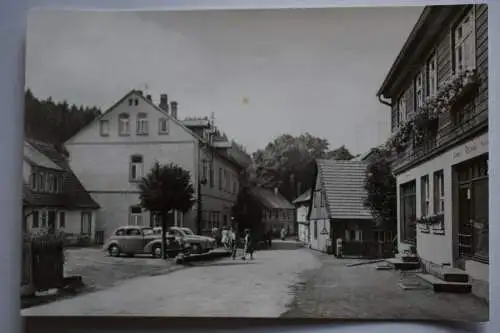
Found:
[118,113,130,136]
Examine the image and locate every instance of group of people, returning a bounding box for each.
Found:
[216,225,255,261]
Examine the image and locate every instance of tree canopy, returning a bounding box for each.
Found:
[25,89,101,145]
[251,133,354,201]
[139,162,195,214]
[363,148,397,229]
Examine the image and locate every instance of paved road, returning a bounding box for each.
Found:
[63,248,181,292]
[23,249,321,317]
[282,252,489,321]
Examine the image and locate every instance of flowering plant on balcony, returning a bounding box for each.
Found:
[415,213,444,226]
[386,69,479,152]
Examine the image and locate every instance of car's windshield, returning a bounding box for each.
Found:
[141,228,154,236]
[181,228,195,235]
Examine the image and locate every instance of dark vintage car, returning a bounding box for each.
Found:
[103,226,191,258]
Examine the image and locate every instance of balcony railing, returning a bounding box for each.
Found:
[391,108,487,171]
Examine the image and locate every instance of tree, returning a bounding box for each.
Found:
[326,145,354,160]
[139,162,195,259]
[363,148,397,230]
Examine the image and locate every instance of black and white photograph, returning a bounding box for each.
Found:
[19,4,489,321]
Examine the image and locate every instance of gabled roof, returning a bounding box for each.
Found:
[24,139,100,209]
[292,189,311,205]
[249,187,294,210]
[316,159,372,220]
[24,141,62,170]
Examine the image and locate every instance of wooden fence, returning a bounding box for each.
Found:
[341,241,394,259]
[22,237,64,292]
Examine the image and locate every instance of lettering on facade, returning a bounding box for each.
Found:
[452,137,488,161]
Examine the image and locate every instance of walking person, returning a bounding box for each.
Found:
[241,228,254,260]
[221,225,229,249]
[280,226,286,240]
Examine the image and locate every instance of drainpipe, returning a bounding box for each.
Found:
[378,94,392,107]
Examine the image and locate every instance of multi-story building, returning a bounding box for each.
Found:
[376,5,488,299]
[292,189,311,244]
[65,90,247,240]
[23,139,100,239]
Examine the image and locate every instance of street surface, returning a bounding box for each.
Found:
[282,252,489,321]
[23,249,320,317]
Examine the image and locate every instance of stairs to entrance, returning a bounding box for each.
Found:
[384,255,421,271]
[416,265,472,294]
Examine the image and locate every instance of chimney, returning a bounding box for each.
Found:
[170,101,178,119]
[159,94,169,113]
[274,187,278,196]
[146,94,152,102]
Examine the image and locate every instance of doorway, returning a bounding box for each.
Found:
[47,211,56,234]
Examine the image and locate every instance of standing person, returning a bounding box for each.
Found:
[267,229,272,249]
[242,229,254,260]
[221,225,229,249]
[280,226,286,240]
[228,226,237,259]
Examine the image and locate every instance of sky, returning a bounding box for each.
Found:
[26,6,423,155]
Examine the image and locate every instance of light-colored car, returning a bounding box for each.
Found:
[162,226,217,254]
[103,226,189,258]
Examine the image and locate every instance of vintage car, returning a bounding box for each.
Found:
[103,226,190,258]
[153,226,217,254]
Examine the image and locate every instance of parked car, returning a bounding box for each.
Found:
[103,226,190,258]
[159,226,217,254]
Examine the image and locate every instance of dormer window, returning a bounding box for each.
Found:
[100,119,110,136]
[119,114,130,136]
[136,113,148,135]
[159,118,169,135]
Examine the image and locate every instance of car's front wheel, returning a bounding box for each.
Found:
[108,244,121,257]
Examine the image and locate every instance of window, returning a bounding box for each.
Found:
[118,114,130,136]
[41,210,47,228]
[100,119,110,136]
[397,95,407,126]
[415,71,424,109]
[136,113,149,135]
[426,53,437,97]
[81,212,92,234]
[134,98,139,106]
[159,118,169,135]
[421,175,430,217]
[129,206,143,226]
[30,171,37,190]
[225,170,230,191]
[314,221,318,240]
[209,163,214,187]
[32,211,39,228]
[218,168,223,190]
[274,210,279,219]
[282,210,286,219]
[59,211,66,228]
[38,172,45,192]
[453,9,475,73]
[48,173,55,193]
[128,99,133,106]
[53,175,58,193]
[433,170,445,214]
[127,228,142,236]
[115,228,126,236]
[320,192,325,207]
[400,180,417,244]
[313,192,318,208]
[130,155,144,182]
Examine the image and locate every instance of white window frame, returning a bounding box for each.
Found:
[129,155,144,182]
[159,118,169,135]
[81,212,92,234]
[415,70,424,109]
[434,171,445,214]
[453,8,476,74]
[136,113,149,135]
[118,114,130,136]
[38,172,45,192]
[427,53,438,98]
[421,175,430,217]
[398,95,407,126]
[100,119,110,136]
[129,206,143,226]
[47,173,55,193]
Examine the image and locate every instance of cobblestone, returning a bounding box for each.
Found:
[282,251,489,321]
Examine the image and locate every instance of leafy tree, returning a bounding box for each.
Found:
[363,148,397,230]
[231,186,264,238]
[139,162,195,259]
[252,133,354,201]
[326,145,354,160]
